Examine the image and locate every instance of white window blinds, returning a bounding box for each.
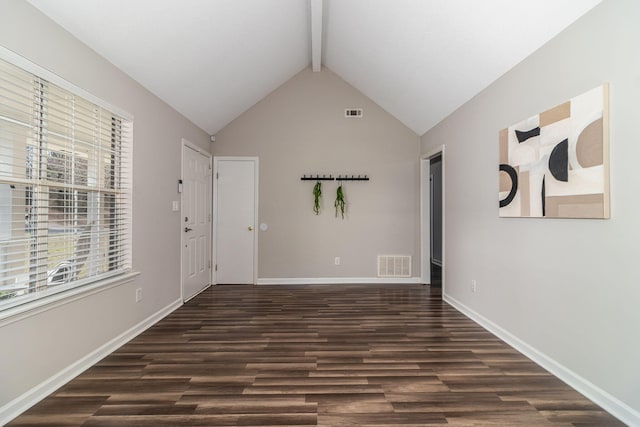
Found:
[0,55,132,311]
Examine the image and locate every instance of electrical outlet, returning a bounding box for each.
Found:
[135,288,142,302]
[334,257,341,265]
[471,280,477,293]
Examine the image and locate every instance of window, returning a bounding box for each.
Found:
[0,52,132,312]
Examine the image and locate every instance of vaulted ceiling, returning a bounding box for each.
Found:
[27,0,602,136]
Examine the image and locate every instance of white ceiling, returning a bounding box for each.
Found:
[27,0,602,136]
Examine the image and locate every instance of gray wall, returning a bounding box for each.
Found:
[421,0,640,420]
[0,0,209,416]
[213,68,420,280]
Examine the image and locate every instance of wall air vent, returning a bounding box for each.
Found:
[377,255,411,278]
[345,108,363,118]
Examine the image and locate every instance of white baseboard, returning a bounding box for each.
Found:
[257,277,422,285]
[0,298,183,426]
[444,293,640,427]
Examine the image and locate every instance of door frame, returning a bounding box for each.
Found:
[420,145,445,290]
[212,156,259,285]
[180,138,213,301]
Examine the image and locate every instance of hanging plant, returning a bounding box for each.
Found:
[313,181,322,215]
[334,184,345,219]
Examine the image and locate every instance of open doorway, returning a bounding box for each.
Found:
[429,154,442,286]
[420,147,444,291]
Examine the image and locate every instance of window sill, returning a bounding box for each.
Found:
[0,271,141,327]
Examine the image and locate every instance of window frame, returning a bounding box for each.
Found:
[0,46,134,321]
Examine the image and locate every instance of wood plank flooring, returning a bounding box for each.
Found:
[8,284,624,426]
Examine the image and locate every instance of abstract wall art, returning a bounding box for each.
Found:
[499,84,609,218]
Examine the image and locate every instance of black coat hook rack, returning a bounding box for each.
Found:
[300,174,370,181]
[301,174,335,181]
[336,174,369,181]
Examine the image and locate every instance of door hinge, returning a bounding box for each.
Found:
[216,172,219,179]
[215,264,217,271]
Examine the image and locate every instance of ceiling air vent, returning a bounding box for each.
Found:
[345,108,363,118]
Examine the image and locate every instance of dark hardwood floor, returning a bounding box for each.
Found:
[9,284,624,426]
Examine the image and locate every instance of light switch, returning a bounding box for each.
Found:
[172,201,180,211]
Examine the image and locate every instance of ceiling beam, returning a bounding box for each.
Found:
[310,0,322,72]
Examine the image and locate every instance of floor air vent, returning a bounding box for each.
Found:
[377,255,411,278]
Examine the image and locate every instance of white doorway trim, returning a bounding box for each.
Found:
[212,156,259,285]
[420,146,445,290]
[180,138,213,302]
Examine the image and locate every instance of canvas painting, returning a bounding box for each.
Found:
[499,84,609,218]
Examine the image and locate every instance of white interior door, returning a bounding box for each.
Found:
[181,142,212,301]
[214,157,258,284]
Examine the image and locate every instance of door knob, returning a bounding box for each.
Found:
[248,226,253,231]
[185,227,193,232]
